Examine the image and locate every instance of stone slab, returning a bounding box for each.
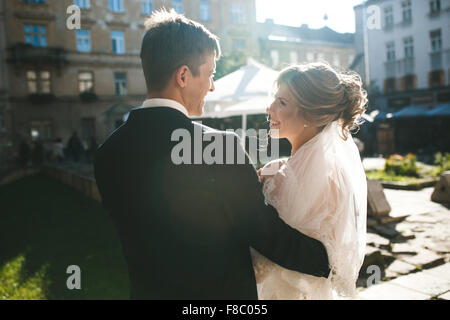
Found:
[422,263,450,281]
[391,243,418,255]
[438,291,450,300]
[431,172,450,203]
[391,271,450,297]
[357,282,430,300]
[366,233,390,250]
[385,260,418,275]
[367,180,391,217]
[398,249,445,269]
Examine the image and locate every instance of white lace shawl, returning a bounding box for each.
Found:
[253,121,367,299]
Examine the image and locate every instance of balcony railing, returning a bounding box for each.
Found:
[384,57,415,78]
[7,43,68,69]
[430,51,442,71]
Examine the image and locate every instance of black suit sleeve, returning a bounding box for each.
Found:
[229,134,331,278]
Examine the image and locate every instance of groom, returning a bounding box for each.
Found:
[94,10,330,300]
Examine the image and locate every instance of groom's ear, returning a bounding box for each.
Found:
[175,65,190,88]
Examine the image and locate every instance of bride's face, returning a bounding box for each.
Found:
[266,84,308,140]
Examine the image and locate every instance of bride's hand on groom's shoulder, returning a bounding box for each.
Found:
[258,158,286,183]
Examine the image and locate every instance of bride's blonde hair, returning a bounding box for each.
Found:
[275,62,368,140]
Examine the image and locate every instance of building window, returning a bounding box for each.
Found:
[24,25,47,47]
[114,72,127,96]
[386,42,396,61]
[111,31,125,54]
[142,0,153,14]
[402,0,412,23]
[74,0,90,9]
[200,0,211,21]
[270,50,279,68]
[232,39,246,51]
[230,3,246,24]
[30,120,52,141]
[430,29,442,53]
[290,51,298,64]
[76,29,91,52]
[27,70,51,94]
[78,72,94,93]
[403,37,414,58]
[384,6,394,27]
[430,0,441,13]
[109,0,124,12]
[172,0,183,14]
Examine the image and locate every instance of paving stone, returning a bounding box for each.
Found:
[438,291,450,300]
[398,249,445,270]
[357,282,430,300]
[393,231,416,242]
[391,243,418,255]
[424,241,450,254]
[385,260,418,275]
[366,233,391,250]
[423,263,450,281]
[391,271,450,297]
[362,246,384,269]
[406,215,438,224]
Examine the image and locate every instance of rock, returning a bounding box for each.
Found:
[367,180,391,217]
[399,249,445,270]
[391,243,418,255]
[431,171,450,204]
[366,233,391,250]
[385,260,417,275]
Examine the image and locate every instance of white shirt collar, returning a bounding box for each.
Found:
[141,98,189,117]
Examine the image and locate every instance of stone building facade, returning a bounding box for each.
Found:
[3,0,259,149]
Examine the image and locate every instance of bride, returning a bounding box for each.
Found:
[252,62,368,300]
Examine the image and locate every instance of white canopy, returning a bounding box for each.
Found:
[202,58,278,118]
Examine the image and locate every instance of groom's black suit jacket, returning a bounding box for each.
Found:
[94,106,330,300]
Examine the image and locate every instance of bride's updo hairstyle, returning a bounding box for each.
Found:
[275,62,368,140]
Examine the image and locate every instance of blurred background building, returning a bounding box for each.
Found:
[258,19,355,70]
[353,0,450,157]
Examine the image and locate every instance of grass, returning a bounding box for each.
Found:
[365,161,442,183]
[0,173,130,300]
[365,170,427,183]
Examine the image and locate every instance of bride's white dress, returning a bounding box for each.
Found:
[252,121,367,300]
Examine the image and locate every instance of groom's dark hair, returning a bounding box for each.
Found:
[141,9,221,92]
